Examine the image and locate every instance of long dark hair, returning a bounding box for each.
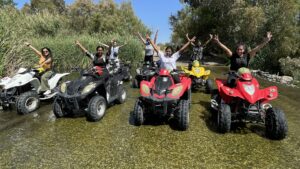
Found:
[95,46,104,57]
[41,47,52,57]
[165,46,174,53]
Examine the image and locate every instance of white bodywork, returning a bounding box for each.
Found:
[0,68,69,91]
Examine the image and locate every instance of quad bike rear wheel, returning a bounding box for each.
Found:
[16,91,40,115]
[133,99,144,126]
[2,104,12,111]
[116,86,127,104]
[265,107,288,140]
[176,99,189,130]
[132,78,139,88]
[217,103,231,133]
[86,95,107,122]
[205,79,213,94]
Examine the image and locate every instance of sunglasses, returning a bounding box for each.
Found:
[43,50,49,53]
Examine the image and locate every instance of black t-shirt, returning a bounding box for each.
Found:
[230,53,250,71]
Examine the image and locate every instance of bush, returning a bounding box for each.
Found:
[279,57,300,81]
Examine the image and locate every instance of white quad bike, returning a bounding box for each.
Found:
[0,68,69,114]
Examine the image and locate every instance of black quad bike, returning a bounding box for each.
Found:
[107,59,132,82]
[132,61,156,88]
[53,66,127,122]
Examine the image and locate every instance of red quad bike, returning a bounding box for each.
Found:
[133,69,192,130]
[211,67,288,140]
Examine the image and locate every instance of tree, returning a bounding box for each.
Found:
[29,0,66,13]
[0,0,15,7]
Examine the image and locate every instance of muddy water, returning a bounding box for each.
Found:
[0,66,299,168]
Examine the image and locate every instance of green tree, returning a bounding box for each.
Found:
[29,0,66,13]
[0,0,15,7]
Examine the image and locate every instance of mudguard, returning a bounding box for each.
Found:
[48,73,70,89]
[216,78,278,104]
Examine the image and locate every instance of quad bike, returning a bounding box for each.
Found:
[210,67,288,140]
[181,60,213,93]
[0,68,69,114]
[107,59,132,81]
[132,61,156,88]
[119,60,132,81]
[133,69,192,130]
[53,66,127,122]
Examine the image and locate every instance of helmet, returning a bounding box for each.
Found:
[192,60,200,67]
[237,67,252,81]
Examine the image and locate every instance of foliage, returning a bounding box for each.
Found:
[171,0,300,74]
[279,57,300,81]
[0,0,148,76]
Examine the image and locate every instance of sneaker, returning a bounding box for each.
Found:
[43,90,52,95]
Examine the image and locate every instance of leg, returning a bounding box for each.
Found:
[40,70,53,92]
[172,71,180,84]
[227,73,236,88]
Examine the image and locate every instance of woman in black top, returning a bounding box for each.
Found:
[75,40,109,80]
[213,32,272,86]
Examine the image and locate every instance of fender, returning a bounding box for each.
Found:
[48,73,70,89]
[3,73,35,90]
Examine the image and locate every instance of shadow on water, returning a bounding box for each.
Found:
[197,100,268,138]
[128,110,184,131]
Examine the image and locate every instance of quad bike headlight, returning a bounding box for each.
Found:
[81,82,96,95]
[171,85,183,97]
[141,84,150,95]
[60,82,67,93]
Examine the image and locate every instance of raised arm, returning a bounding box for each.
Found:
[99,42,109,48]
[24,42,42,58]
[178,34,196,53]
[146,34,159,53]
[153,29,159,44]
[248,32,272,57]
[212,34,233,57]
[137,32,146,45]
[118,42,127,48]
[203,34,213,47]
[75,40,88,53]
[186,34,195,46]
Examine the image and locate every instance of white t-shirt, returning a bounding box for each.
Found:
[145,44,154,56]
[109,46,120,59]
[158,51,180,71]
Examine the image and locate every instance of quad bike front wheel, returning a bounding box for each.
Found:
[16,91,40,115]
[53,97,67,118]
[116,86,127,104]
[133,99,144,126]
[176,99,189,131]
[265,108,288,140]
[217,103,231,133]
[86,95,107,122]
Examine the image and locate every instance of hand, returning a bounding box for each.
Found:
[209,34,213,39]
[75,40,80,45]
[24,42,30,46]
[212,34,220,43]
[185,33,191,41]
[145,34,150,40]
[190,36,196,43]
[266,32,272,42]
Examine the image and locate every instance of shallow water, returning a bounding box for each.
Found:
[0,66,299,168]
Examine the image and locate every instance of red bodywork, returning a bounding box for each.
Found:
[216,73,278,104]
[140,69,191,100]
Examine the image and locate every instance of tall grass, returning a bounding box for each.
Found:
[0,8,145,76]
